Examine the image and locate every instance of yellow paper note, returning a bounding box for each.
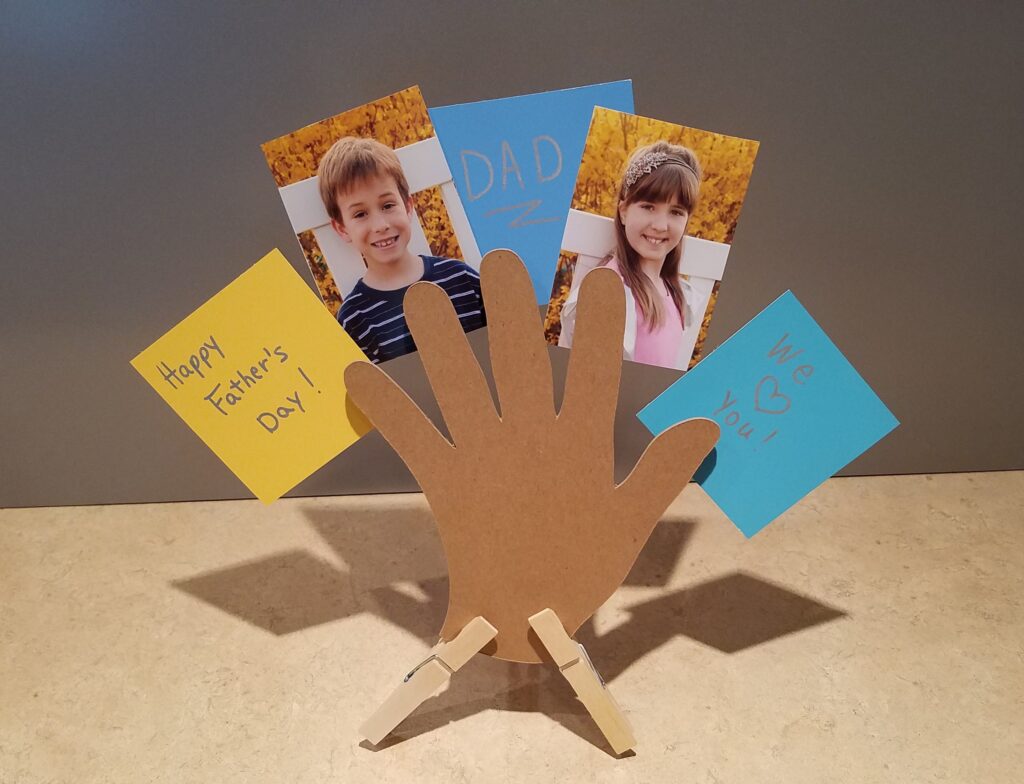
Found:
[131,249,371,503]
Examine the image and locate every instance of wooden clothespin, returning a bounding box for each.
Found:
[528,608,636,755]
[360,616,498,745]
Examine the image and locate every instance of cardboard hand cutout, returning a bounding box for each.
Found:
[345,250,719,663]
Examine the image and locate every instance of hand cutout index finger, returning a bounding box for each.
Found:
[404,281,499,448]
[560,266,626,427]
[480,250,555,424]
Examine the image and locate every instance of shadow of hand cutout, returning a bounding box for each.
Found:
[577,570,847,682]
[173,501,450,640]
[173,549,359,635]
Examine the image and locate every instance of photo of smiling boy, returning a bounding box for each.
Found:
[318,137,486,364]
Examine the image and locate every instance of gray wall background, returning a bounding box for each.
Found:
[2,1,1021,508]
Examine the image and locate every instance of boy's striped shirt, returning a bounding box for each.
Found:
[337,256,487,364]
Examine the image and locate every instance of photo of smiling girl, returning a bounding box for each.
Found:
[558,141,704,371]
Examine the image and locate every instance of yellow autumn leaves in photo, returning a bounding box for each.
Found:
[261,87,433,188]
[261,86,459,313]
[570,108,759,243]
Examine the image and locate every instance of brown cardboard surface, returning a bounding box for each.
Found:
[345,250,719,662]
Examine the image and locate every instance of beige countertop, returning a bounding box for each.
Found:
[2,472,1022,783]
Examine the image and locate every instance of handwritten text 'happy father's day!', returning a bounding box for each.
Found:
[156,337,318,434]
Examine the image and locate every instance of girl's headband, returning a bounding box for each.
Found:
[623,151,696,191]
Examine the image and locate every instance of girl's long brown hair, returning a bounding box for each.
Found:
[605,141,702,328]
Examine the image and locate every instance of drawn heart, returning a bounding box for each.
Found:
[754,375,791,415]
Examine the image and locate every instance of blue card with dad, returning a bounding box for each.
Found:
[430,81,634,304]
[638,291,899,537]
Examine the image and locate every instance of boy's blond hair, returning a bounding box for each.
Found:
[317,137,412,223]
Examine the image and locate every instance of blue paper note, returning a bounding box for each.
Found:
[430,81,634,304]
[638,291,899,537]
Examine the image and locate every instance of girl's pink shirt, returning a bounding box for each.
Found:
[607,258,684,370]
